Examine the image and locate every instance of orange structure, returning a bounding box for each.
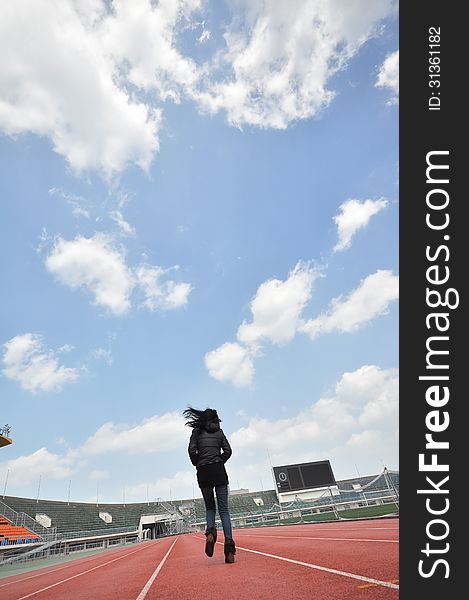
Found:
[0,516,40,545]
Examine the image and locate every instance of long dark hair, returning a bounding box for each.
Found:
[183,406,221,429]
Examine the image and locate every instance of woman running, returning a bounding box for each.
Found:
[183,406,236,563]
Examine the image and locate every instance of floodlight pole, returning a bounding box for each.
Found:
[67,480,71,506]
[36,475,42,504]
[328,487,339,520]
[2,469,9,499]
[362,489,369,507]
[383,467,399,508]
[354,466,369,507]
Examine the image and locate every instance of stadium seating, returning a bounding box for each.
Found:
[0,515,40,545]
[228,490,279,515]
[176,490,280,522]
[2,497,177,535]
[2,472,399,536]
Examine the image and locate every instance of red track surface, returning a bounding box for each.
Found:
[0,518,399,599]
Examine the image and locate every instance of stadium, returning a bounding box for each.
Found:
[0,446,399,598]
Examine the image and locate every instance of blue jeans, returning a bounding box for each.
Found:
[200,484,233,540]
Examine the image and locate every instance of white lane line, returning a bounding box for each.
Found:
[0,543,158,588]
[195,538,398,590]
[238,527,399,533]
[230,543,399,590]
[135,537,178,600]
[232,534,398,543]
[16,541,165,599]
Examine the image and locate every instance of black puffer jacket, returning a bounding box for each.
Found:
[188,421,232,468]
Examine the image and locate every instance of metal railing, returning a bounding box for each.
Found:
[0,540,59,566]
[0,500,56,540]
[55,525,138,540]
[155,498,179,516]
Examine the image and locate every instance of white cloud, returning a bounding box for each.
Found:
[229,364,398,475]
[136,265,192,311]
[333,364,398,427]
[45,234,192,315]
[45,234,135,315]
[205,264,397,388]
[300,270,399,340]
[204,342,255,388]
[49,187,91,219]
[91,347,113,366]
[0,448,75,485]
[198,29,211,44]
[333,198,388,252]
[127,470,196,502]
[1,2,396,176]
[2,333,81,393]
[36,228,52,255]
[0,364,397,498]
[237,262,318,346]
[375,50,399,104]
[83,412,187,455]
[100,0,202,101]
[88,469,110,481]
[195,0,396,128]
[231,400,353,456]
[109,210,136,237]
[0,0,161,178]
[60,345,74,354]
[205,263,317,388]
[346,429,382,448]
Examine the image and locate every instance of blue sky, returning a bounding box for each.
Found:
[0,0,398,503]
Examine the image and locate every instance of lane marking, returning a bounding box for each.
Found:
[232,534,398,543]
[359,579,399,589]
[231,543,399,590]
[0,542,159,588]
[16,540,171,599]
[195,538,398,590]
[135,537,178,600]
[237,527,399,533]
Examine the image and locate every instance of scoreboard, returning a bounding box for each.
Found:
[273,460,336,493]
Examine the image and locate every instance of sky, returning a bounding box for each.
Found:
[0,0,399,503]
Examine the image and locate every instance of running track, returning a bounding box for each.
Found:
[0,518,399,599]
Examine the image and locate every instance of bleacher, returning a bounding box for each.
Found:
[337,472,399,493]
[2,471,398,536]
[228,490,279,514]
[177,489,280,523]
[3,496,178,536]
[0,516,40,546]
[276,471,399,511]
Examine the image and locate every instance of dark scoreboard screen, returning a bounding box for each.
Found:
[273,460,336,493]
